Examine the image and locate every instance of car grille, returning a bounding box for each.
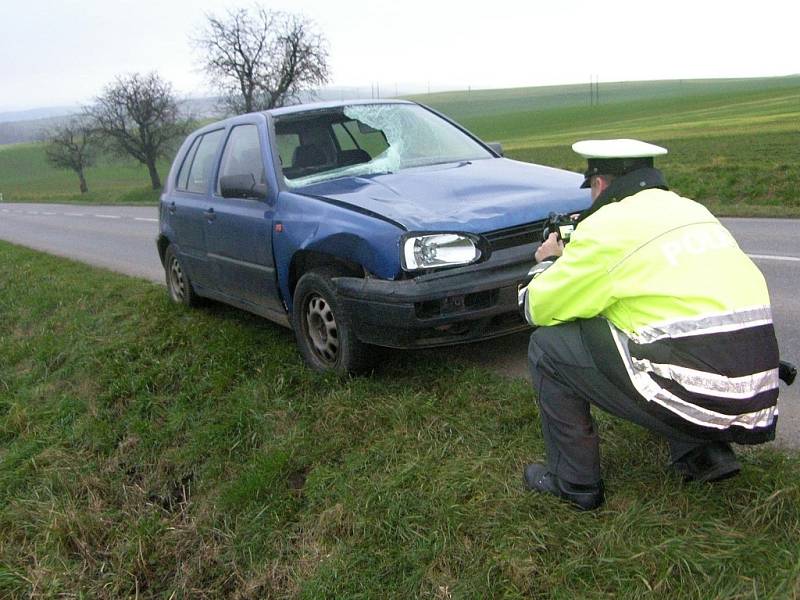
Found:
[484,219,547,252]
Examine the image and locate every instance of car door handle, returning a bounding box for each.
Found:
[204,207,216,221]
[168,201,176,215]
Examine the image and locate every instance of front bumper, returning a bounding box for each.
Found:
[333,244,536,348]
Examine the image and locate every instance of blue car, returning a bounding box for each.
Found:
[157,100,590,372]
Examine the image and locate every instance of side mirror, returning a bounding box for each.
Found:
[487,142,504,157]
[219,174,267,200]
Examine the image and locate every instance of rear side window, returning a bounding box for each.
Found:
[176,136,200,190]
[276,133,300,168]
[217,125,265,194]
[332,123,356,151]
[179,129,224,194]
[341,120,389,156]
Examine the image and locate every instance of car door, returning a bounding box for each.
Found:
[204,120,283,313]
[168,128,225,290]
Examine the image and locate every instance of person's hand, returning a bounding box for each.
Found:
[535,232,564,263]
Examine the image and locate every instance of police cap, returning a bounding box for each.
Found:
[572,139,668,188]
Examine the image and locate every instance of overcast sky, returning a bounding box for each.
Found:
[2,0,798,112]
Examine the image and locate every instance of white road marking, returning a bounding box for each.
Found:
[94,214,121,219]
[27,211,39,215]
[748,253,800,262]
[134,217,159,222]
[64,212,85,217]
[42,211,57,215]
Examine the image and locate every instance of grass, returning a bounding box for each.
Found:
[1,241,799,598]
[0,143,169,205]
[1,76,799,214]
[413,76,800,216]
[515,131,800,217]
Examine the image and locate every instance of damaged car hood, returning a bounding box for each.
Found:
[293,157,591,233]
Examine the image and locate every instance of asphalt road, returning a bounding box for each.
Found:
[2,203,799,447]
[0,204,163,282]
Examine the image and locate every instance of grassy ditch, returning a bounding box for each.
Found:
[1,242,800,598]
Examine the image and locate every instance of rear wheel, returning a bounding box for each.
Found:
[164,244,200,307]
[292,267,373,374]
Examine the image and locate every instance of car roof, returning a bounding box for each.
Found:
[265,98,414,118]
[187,99,418,137]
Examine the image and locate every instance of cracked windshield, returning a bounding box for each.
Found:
[275,103,493,187]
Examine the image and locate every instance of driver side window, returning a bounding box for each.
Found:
[216,124,266,198]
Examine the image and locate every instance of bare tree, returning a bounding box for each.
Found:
[45,119,96,194]
[87,73,189,189]
[195,8,329,114]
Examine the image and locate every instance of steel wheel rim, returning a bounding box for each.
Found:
[305,293,339,364]
[169,256,186,302]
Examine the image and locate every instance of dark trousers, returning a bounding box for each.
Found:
[528,319,709,485]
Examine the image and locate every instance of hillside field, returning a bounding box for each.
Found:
[411,76,800,216]
[0,76,799,214]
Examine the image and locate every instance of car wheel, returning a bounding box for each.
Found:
[164,244,200,307]
[292,267,373,374]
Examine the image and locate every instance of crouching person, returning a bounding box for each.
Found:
[518,139,780,510]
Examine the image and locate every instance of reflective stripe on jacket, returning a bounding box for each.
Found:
[523,185,778,443]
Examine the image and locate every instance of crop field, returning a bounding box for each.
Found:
[1,76,799,213]
[412,76,800,216]
[2,241,800,597]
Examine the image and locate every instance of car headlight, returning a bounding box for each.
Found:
[401,233,484,271]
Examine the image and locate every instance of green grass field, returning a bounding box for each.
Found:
[410,76,800,216]
[2,241,799,597]
[0,143,170,205]
[1,76,799,213]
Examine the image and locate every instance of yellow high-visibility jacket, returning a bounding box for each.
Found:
[523,184,778,443]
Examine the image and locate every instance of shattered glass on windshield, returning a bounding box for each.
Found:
[276,103,492,188]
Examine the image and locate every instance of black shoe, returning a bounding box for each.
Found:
[671,442,741,483]
[523,463,604,511]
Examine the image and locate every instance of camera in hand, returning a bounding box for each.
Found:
[780,360,797,386]
[542,212,576,244]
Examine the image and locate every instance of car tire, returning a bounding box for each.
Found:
[164,244,200,307]
[292,267,373,374]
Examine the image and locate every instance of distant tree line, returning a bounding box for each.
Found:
[46,6,329,194]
